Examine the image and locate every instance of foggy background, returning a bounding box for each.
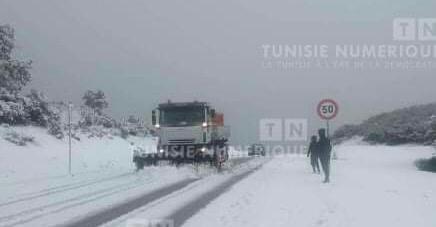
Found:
[1,0,435,145]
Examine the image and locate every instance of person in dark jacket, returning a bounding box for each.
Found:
[307,135,320,174]
[317,128,332,183]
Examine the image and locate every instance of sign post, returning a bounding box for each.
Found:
[317,99,339,137]
[68,102,73,175]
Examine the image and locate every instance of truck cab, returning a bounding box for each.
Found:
[133,101,229,169]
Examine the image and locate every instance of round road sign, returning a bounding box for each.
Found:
[317,99,339,120]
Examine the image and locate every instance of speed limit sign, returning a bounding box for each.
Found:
[317,99,339,120]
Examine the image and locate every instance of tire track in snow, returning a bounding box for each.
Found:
[0,176,152,227]
[0,178,141,221]
[0,172,133,207]
[166,164,264,227]
[59,158,259,227]
[61,179,198,227]
[0,157,258,227]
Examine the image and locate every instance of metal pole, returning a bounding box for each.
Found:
[326,120,330,138]
[68,102,72,175]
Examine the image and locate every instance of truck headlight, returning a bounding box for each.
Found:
[159,149,164,153]
[202,122,208,127]
[201,147,206,152]
[155,124,160,129]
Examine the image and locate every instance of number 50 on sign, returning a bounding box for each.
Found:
[317,99,339,121]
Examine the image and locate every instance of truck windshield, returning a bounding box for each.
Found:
[159,106,205,127]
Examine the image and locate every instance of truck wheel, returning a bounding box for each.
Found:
[135,159,145,170]
[143,158,156,167]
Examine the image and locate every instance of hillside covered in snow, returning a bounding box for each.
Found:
[333,103,436,145]
[0,125,157,182]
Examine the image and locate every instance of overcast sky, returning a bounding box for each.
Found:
[1,0,435,144]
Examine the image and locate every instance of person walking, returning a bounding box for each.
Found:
[317,128,332,183]
[129,142,137,156]
[307,135,320,174]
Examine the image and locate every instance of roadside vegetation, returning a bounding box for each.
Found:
[0,25,150,145]
[333,103,436,145]
[415,157,436,173]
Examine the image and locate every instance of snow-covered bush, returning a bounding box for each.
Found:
[25,90,60,127]
[79,90,115,129]
[119,115,151,137]
[79,109,117,129]
[0,90,63,137]
[415,157,436,172]
[0,98,26,124]
[3,130,34,146]
[332,124,362,144]
[119,126,129,139]
[82,90,108,116]
[48,119,63,139]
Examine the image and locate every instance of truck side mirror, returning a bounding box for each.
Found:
[152,110,156,125]
[210,109,216,118]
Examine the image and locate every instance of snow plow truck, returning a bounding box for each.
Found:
[133,101,230,169]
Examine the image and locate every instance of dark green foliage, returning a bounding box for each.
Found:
[415,157,436,172]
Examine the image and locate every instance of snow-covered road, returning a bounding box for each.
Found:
[1,140,435,227]
[0,156,264,227]
[0,167,196,227]
[183,143,436,227]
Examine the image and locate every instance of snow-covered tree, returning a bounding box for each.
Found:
[0,25,63,138]
[24,90,62,137]
[0,24,32,125]
[0,24,14,61]
[82,90,108,116]
[25,89,50,126]
[80,90,114,128]
[0,25,31,95]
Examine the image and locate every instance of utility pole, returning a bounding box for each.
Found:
[68,102,73,175]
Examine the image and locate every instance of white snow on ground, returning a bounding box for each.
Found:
[2,128,435,227]
[0,126,196,226]
[0,125,155,182]
[0,166,199,227]
[0,125,245,183]
[183,140,436,227]
[0,125,257,227]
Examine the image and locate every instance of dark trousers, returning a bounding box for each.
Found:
[310,155,320,173]
[320,154,331,181]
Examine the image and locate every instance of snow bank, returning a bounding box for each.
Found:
[0,125,156,183]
